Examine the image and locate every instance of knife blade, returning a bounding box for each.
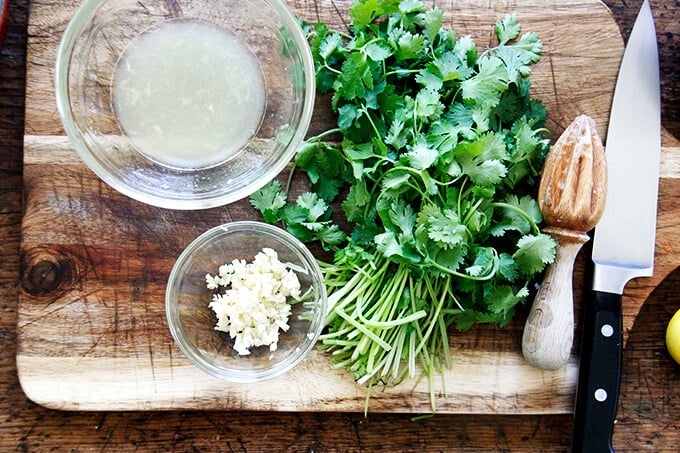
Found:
[571,1,661,452]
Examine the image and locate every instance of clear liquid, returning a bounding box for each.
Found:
[112,20,266,169]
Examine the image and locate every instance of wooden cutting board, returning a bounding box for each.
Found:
[18,0,680,413]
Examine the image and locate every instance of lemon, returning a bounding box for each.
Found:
[665,308,680,364]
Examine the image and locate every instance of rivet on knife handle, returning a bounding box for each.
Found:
[522,115,607,370]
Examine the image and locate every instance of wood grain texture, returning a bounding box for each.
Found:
[523,231,588,370]
[523,115,608,370]
[2,0,680,451]
[15,0,680,414]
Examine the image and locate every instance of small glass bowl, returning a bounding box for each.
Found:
[166,221,327,382]
[55,0,315,210]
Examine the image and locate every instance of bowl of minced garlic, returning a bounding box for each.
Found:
[166,221,327,383]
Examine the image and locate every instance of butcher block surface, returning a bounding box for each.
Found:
[17,0,680,413]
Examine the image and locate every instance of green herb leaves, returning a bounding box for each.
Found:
[250,0,556,412]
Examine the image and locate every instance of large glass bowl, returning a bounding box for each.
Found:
[55,0,315,210]
[166,221,327,382]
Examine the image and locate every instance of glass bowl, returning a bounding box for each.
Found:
[166,221,327,382]
[55,0,315,210]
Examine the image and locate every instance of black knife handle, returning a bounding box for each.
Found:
[571,290,622,453]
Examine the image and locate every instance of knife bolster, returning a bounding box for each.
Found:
[592,262,653,294]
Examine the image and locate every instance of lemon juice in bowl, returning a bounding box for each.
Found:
[112,19,266,170]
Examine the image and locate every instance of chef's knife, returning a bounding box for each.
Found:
[571,1,660,452]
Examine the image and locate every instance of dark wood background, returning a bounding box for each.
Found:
[1,0,679,450]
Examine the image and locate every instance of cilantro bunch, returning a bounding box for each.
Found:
[250,0,556,411]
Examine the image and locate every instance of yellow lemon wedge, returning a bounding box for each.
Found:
[665,308,680,365]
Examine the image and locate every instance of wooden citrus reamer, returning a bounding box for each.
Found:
[522,115,607,370]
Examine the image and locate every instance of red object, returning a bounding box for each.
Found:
[0,0,8,49]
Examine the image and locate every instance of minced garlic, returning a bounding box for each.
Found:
[206,247,301,356]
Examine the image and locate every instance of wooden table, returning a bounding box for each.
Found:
[2,0,679,450]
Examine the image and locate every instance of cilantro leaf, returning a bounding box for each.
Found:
[460,56,508,105]
[297,192,329,221]
[249,179,286,214]
[513,32,543,64]
[427,120,463,153]
[415,88,444,122]
[431,244,467,272]
[406,140,439,170]
[338,103,361,131]
[416,204,468,249]
[453,309,512,330]
[385,117,409,149]
[495,13,521,45]
[295,142,349,202]
[497,253,519,281]
[513,233,557,275]
[490,194,543,237]
[446,103,475,129]
[485,284,527,317]
[249,180,287,224]
[281,202,307,224]
[395,31,426,60]
[382,170,411,191]
[350,0,401,30]
[374,230,403,258]
[454,133,509,186]
[365,41,393,61]
[388,198,417,237]
[342,179,371,221]
[416,68,444,92]
[494,42,542,85]
[316,224,348,247]
[399,0,426,14]
[466,247,495,277]
[338,53,370,101]
[319,32,343,60]
[424,7,443,41]
[454,35,477,66]
[509,116,544,162]
[527,98,548,127]
[431,50,472,82]
[375,229,421,264]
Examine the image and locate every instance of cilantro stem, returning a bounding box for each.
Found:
[323,338,359,347]
[413,278,446,358]
[424,253,498,281]
[382,325,406,378]
[356,271,427,328]
[284,161,296,201]
[321,63,342,75]
[491,201,541,235]
[462,197,484,226]
[337,30,353,40]
[306,128,342,143]
[360,107,387,150]
[384,68,419,77]
[379,165,430,195]
[408,329,417,378]
[335,307,392,352]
